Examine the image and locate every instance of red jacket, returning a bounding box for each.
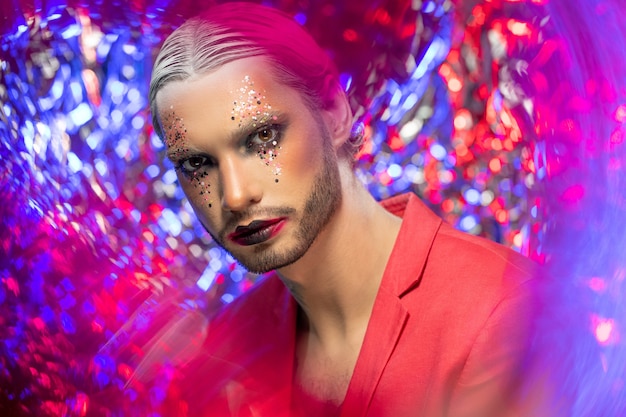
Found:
[163,193,544,417]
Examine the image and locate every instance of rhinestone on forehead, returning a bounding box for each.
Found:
[231,75,274,129]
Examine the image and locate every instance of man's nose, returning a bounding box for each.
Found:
[219,156,262,212]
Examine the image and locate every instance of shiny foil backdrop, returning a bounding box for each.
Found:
[1,0,626,415]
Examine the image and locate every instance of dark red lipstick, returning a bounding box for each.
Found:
[228,218,286,246]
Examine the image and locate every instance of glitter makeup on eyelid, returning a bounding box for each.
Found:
[231,76,283,183]
[162,109,213,208]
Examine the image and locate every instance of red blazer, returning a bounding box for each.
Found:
[163,193,544,417]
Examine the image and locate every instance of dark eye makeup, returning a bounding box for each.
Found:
[172,123,285,177]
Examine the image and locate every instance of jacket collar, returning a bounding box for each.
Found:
[379,193,443,297]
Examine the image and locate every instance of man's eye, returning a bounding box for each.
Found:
[178,156,211,174]
[257,128,277,142]
[248,126,281,147]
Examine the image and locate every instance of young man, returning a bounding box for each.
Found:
[149,2,542,416]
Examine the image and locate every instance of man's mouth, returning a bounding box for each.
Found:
[227,218,286,246]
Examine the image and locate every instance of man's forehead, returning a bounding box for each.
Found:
[157,58,288,116]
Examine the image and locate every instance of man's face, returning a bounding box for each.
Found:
[156,57,342,273]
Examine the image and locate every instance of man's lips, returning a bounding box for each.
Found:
[227,218,286,246]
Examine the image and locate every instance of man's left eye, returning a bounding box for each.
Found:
[257,128,276,142]
[249,126,281,146]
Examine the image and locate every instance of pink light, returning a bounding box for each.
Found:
[595,319,615,345]
[560,184,585,204]
[507,19,531,36]
[615,105,626,122]
[448,78,463,92]
[588,277,607,292]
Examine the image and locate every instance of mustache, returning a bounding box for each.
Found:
[218,206,297,240]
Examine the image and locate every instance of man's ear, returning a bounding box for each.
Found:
[321,82,354,150]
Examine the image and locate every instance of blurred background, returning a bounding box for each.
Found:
[1,0,625,415]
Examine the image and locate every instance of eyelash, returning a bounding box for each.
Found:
[174,155,216,177]
[174,124,284,177]
[246,124,284,150]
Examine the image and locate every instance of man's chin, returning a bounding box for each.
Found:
[230,247,307,275]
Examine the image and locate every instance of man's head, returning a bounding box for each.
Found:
[149,3,358,273]
[150,2,362,158]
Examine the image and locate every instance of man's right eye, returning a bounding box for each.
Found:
[177,156,213,175]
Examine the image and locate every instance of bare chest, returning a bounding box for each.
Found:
[292,339,360,415]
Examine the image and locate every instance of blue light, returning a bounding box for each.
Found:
[181,230,194,243]
[109,80,125,98]
[231,270,243,282]
[130,209,141,223]
[390,88,402,107]
[412,37,446,80]
[146,164,160,179]
[464,188,481,205]
[69,103,93,126]
[131,115,144,130]
[61,24,81,40]
[339,73,353,91]
[209,258,222,271]
[162,168,177,185]
[294,13,307,25]
[95,159,108,176]
[111,109,123,125]
[209,247,221,259]
[161,208,182,236]
[67,152,83,173]
[38,96,54,111]
[402,93,418,110]
[430,143,447,161]
[87,132,102,150]
[423,0,436,13]
[387,164,403,179]
[60,312,76,334]
[70,81,83,102]
[115,138,129,158]
[59,294,76,310]
[459,215,477,231]
[196,269,216,291]
[50,79,63,100]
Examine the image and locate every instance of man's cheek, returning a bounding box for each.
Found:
[180,174,214,210]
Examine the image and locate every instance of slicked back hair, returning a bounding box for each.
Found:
[150,2,342,141]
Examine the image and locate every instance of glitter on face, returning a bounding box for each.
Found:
[232,76,282,183]
[162,108,213,208]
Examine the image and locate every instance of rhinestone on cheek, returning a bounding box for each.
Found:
[162,109,214,208]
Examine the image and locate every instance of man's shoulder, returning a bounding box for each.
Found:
[389,192,537,287]
[432,221,536,285]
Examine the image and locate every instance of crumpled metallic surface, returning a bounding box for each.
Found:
[1,0,626,415]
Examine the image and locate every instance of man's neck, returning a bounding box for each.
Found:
[278,176,402,410]
[276,178,402,350]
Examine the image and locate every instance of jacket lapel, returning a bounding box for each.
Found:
[340,287,409,417]
[340,194,442,417]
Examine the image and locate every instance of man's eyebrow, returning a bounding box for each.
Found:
[166,146,197,161]
[230,111,284,141]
